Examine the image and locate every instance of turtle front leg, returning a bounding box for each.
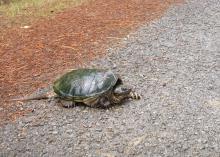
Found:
[129,91,141,100]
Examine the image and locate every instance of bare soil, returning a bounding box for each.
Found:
[0,0,180,124]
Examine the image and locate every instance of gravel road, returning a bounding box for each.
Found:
[1,0,220,156]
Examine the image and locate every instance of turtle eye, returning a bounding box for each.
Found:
[122,87,129,91]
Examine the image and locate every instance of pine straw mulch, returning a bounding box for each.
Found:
[0,0,182,125]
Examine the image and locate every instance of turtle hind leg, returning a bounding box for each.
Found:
[63,102,77,108]
[57,99,77,108]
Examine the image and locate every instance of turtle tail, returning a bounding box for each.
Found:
[129,91,141,100]
[10,91,57,102]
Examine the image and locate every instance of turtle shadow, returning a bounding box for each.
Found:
[58,100,131,110]
[61,102,113,110]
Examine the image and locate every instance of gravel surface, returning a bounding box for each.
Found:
[1,0,220,156]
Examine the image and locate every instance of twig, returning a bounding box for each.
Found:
[106,36,123,39]
[61,45,77,50]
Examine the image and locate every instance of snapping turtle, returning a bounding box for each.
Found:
[12,69,140,108]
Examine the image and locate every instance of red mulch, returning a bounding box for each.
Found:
[0,0,182,125]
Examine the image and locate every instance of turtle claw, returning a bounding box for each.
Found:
[63,102,76,108]
[56,99,76,108]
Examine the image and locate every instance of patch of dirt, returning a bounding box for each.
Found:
[0,0,182,125]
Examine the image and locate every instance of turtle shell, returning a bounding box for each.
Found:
[53,69,119,101]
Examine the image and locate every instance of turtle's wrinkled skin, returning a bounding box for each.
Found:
[53,69,140,108]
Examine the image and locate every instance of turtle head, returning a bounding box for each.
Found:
[113,85,141,103]
[112,85,132,103]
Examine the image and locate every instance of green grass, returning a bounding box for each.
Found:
[0,0,87,17]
